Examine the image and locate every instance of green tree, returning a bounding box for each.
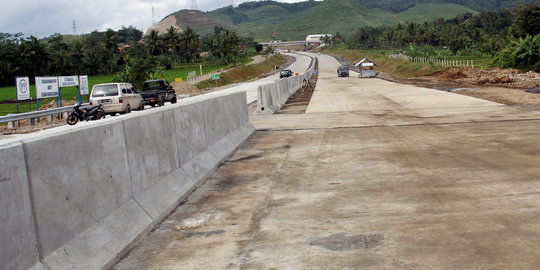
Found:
[180,27,200,63]
[144,29,161,56]
[103,29,118,73]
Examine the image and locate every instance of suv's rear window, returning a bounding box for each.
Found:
[92,85,119,97]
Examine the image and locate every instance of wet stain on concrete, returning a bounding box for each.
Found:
[229,154,263,162]
[186,230,225,239]
[308,233,384,251]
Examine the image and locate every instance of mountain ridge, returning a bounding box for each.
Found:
[150,0,534,40]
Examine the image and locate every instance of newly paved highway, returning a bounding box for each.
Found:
[114,53,540,269]
[219,52,313,104]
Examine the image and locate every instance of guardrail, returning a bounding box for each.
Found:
[0,104,91,128]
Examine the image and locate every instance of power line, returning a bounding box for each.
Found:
[191,0,198,10]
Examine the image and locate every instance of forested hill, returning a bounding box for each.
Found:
[351,0,537,12]
[155,0,536,40]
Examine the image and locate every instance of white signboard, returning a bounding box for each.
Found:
[35,77,59,98]
[79,75,89,95]
[16,77,30,100]
[58,76,79,87]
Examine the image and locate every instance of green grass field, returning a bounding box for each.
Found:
[0,64,228,117]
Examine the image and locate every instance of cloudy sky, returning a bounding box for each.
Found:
[0,0,311,38]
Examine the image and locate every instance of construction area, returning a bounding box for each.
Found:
[111,54,540,269]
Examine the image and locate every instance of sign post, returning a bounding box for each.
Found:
[15,77,30,126]
[79,75,89,103]
[58,76,79,107]
[212,73,220,87]
[35,77,59,111]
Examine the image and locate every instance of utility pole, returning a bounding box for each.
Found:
[232,0,234,7]
[72,19,77,35]
[152,6,155,25]
[191,0,198,10]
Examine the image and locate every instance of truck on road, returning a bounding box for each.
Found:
[139,79,177,107]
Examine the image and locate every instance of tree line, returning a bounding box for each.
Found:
[323,2,539,71]
[0,26,263,87]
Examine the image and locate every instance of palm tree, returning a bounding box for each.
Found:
[406,22,417,44]
[383,30,395,51]
[181,27,200,62]
[83,50,101,75]
[70,41,85,74]
[102,29,118,72]
[18,36,49,77]
[164,26,181,55]
[144,29,161,56]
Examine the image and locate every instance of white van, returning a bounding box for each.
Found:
[90,83,144,115]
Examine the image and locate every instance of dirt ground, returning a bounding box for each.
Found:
[384,67,540,106]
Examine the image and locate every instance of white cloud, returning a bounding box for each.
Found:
[0,0,315,38]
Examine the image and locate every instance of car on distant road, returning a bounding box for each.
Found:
[337,65,349,77]
[280,69,293,78]
[90,83,144,115]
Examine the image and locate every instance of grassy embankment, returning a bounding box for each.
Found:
[325,48,494,78]
[0,65,227,117]
[196,54,286,89]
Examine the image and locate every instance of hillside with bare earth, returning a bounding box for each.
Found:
[150,10,239,36]
[145,0,535,40]
[145,16,183,36]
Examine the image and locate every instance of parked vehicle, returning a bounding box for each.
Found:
[90,83,144,115]
[280,69,293,78]
[140,79,177,107]
[337,66,349,77]
[67,103,106,125]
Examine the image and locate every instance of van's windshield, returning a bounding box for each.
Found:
[92,85,119,97]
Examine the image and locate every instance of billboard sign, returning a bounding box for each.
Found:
[35,77,59,98]
[79,75,89,95]
[16,77,31,100]
[58,76,79,87]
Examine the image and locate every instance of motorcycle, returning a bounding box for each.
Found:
[67,103,106,125]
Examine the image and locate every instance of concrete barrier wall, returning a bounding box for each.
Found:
[256,56,316,114]
[0,91,254,270]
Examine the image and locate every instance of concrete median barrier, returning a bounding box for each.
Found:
[0,142,43,270]
[256,56,317,115]
[0,91,254,270]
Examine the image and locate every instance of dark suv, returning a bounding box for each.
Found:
[280,69,293,78]
[337,66,349,77]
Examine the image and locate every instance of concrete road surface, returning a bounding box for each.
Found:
[218,53,313,104]
[113,53,540,269]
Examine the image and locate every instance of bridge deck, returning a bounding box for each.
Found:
[113,54,540,269]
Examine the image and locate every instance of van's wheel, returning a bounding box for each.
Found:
[122,104,131,114]
[138,102,144,111]
[171,96,177,104]
[158,97,165,106]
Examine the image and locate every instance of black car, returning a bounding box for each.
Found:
[337,66,349,77]
[280,69,293,78]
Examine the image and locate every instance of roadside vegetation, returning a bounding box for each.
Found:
[0,26,264,88]
[196,53,285,89]
[0,25,266,116]
[322,2,539,73]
